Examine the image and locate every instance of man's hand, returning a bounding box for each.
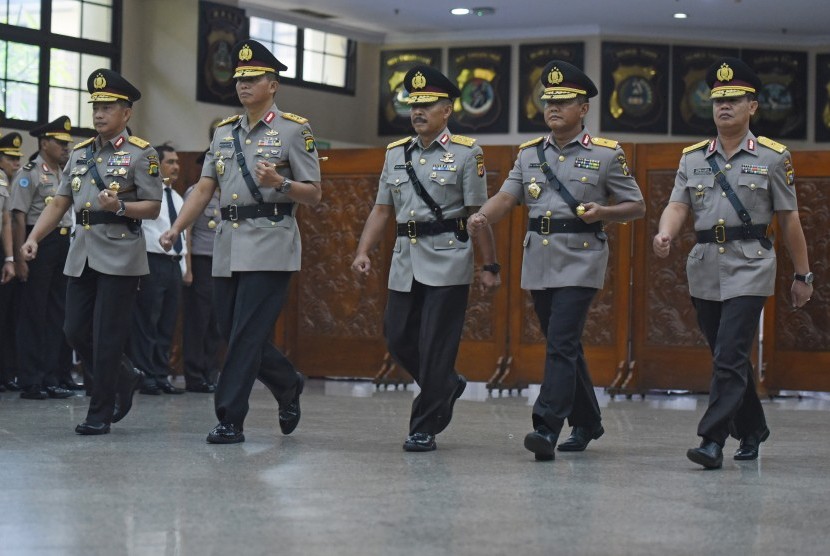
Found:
[479,269,501,292]
[183,269,193,287]
[578,202,604,224]
[652,232,672,259]
[254,161,281,188]
[1,261,14,284]
[791,280,813,310]
[20,239,38,263]
[351,254,371,274]
[159,230,177,252]
[97,189,120,212]
[467,212,488,238]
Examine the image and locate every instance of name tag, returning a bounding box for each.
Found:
[574,157,600,171]
[693,168,713,175]
[528,162,542,168]
[218,141,234,148]
[741,164,768,175]
[394,164,406,170]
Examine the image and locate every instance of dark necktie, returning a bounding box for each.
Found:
[165,187,182,253]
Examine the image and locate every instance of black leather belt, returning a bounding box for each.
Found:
[149,252,182,262]
[696,223,769,244]
[220,202,293,221]
[396,218,466,238]
[76,210,140,228]
[527,216,604,235]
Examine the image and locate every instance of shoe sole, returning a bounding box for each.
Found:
[557,425,605,452]
[207,433,245,444]
[402,442,436,452]
[279,373,305,435]
[524,434,555,461]
[686,448,723,469]
[75,426,111,435]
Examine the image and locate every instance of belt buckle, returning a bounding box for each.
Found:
[714,224,726,243]
[407,220,417,238]
[540,216,551,235]
[228,204,238,222]
[81,209,90,228]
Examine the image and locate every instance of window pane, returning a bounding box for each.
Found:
[49,87,79,123]
[304,29,325,52]
[302,51,324,83]
[6,81,38,120]
[50,49,81,88]
[90,0,112,6]
[7,0,41,29]
[79,99,95,129]
[52,0,82,37]
[275,23,297,46]
[325,34,348,56]
[81,53,110,82]
[0,42,6,78]
[250,17,272,41]
[8,41,39,81]
[322,55,346,87]
[81,3,111,42]
[273,45,296,79]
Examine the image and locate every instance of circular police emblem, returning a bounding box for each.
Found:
[759,83,793,123]
[460,78,494,116]
[618,76,655,118]
[393,86,411,117]
[18,178,29,188]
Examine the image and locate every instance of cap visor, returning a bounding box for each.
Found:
[540,91,578,101]
[234,69,269,78]
[0,149,23,157]
[48,133,73,142]
[710,87,755,99]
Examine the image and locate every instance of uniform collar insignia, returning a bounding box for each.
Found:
[439,133,449,145]
[747,138,756,151]
[707,138,717,153]
[42,163,51,173]
[114,135,125,149]
[264,111,275,124]
[581,133,591,147]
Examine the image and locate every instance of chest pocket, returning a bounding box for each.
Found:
[685,175,716,210]
[569,172,600,202]
[387,172,409,204]
[737,174,769,210]
[216,148,236,183]
[428,170,458,203]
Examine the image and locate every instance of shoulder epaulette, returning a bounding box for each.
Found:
[519,136,545,150]
[73,137,94,150]
[128,136,150,149]
[216,115,241,127]
[22,161,36,171]
[758,136,787,154]
[450,134,476,147]
[682,139,710,155]
[387,136,412,150]
[282,112,308,125]
[590,136,619,149]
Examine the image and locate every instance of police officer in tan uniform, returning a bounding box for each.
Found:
[21,69,162,435]
[10,116,76,399]
[654,58,813,468]
[160,40,321,444]
[469,61,645,461]
[0,131,21,389]
[352,65,499,452]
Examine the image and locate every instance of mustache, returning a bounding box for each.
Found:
[412,116,428,124]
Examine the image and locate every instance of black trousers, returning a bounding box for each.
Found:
[129,253,181,383]
[17,228,69,388]
[65,264,139,425]
[384,281,469,435]
[182,255,221,386]
[530,287,601,435]
[0,279,19,383]
[692,295,767,446]
[213,271,300,427]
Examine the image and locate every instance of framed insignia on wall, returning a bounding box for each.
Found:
[600,42,669,134]
[196,1,249,106]
[378,48,441,136]
[816,54,830,142]
[447,46,511,134]
[741,49,807,140]
[518,43,584,133]
[671,45,739,137]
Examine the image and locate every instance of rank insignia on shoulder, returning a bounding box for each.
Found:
[450,134,476,147]
[282,112,309,125]
[590,137,619,149]
[128,136,150,149]
[387,136,412,150]
[217,115,242,127]
[475,153,485,177]
[519,137,544,150]
[682,139,710,154]
[74,137,95,150]
[23,161,36,171]
[758,136,787,154]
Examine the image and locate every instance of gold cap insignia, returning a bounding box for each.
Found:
[239,44,253,62]
[716,63,734,82]
[13,136,21,147]
[548,67,564,85]
[64,119,71,131]
[411,71,427,90]
[93,73,107,90]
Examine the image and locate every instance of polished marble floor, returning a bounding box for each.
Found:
[1,379,829,555]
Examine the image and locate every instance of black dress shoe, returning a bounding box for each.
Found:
[158,380,185,395]
[185,382,216,393]
[278,372,305,435]
[524,427,558,461]
[20,386,48,400]
[687,440,723,469]
[734,426,770,461]
[60,378,86,391]
[206,423,244,444]
[5,380,22,392]
[557,423,605,452]
[139,382,162,395]
[75,421,111,435]
[403,432,437,452]
[435,374,467,435]
[45,386,74,399]
[113,361,144,423]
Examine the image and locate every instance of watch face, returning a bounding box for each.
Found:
[806,272,814,284]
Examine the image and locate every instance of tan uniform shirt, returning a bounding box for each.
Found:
[500,132,643,290]
[670,132,797,301]
[56,130,164,276]
[377,129,487,292]
[10,154,72,227]
[201,104,321,277]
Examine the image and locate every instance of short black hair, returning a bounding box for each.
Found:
[155,144,176,160]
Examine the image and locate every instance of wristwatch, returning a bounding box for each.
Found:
[279,178,293,193]
[115,200,127,216]
[483,263,501,274]
[794,272,814,285]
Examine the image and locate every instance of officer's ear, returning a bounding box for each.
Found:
[269,76,280,96]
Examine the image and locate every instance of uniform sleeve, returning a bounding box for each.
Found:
[668,154,691,205]
[202,130,220,180]
[9,169,36,213]
[57,158,72,197]
[287,123,322,183]
[605,147,643,204]
[499,152,526,205]
[461,145,488,207]
[375,150,393,206]
[770,150,798,212]
[134,147,164,201]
